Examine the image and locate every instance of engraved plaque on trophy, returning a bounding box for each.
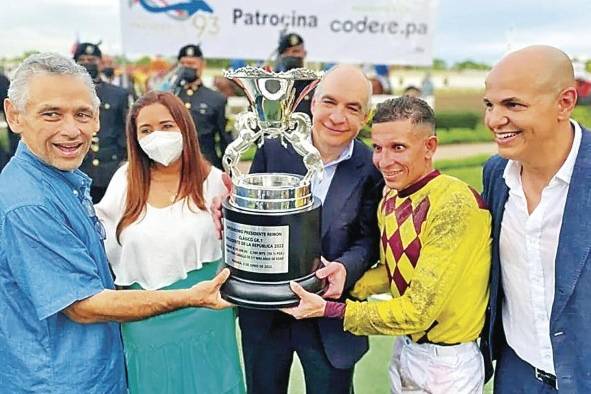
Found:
[220,66,326,309]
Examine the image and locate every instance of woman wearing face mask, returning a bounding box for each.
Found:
[95,91,244,394]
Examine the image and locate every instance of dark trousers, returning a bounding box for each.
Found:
[494,342,557,393]
[241,315,354,394]
[0,147,8,171]
[90,186,107,204]
[199,133,223,169]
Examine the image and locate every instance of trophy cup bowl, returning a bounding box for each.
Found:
[220,66,326,309]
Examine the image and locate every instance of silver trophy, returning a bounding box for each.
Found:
[220,66,326,309]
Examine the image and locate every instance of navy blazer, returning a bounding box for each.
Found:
[481,126,591,392]
[239,138,384,369]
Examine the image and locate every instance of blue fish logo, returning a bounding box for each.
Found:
[139,0,213,19]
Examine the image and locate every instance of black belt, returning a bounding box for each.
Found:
[408,335,458,346]
[534,367,557,390]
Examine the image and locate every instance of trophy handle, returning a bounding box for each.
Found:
[222,112,261,179]
[284,112,324,185]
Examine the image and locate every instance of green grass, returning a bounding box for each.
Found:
[444,167,484,192]
[0,128,8,151]
[240,145,256,161]
[573,105,591,129]
[437,125,492,145]
[436,153,491,170]
[434,153,492,192]
[359,125,492,151]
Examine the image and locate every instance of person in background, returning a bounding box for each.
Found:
[96,91,244,394]
[274,32,314,117]
[101,55,116,84]
[421,72,435,97]
[0,71,11,169]
[173,44,231,169]
[74,42,129,202]
[374,64,392,94]
[403,85,422,98]
[368,73,386,95]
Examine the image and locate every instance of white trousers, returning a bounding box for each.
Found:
[389,336,484,394]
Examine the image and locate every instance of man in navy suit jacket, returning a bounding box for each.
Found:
[238,65,383,394]
[481,45,591,392]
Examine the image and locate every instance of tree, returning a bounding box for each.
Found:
[452,60,490,71]
[134,56,151,66]
[432,58,447,70]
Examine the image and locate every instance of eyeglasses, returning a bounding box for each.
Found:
[81,195,107,241]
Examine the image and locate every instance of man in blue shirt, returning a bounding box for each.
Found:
[0,53,231,393]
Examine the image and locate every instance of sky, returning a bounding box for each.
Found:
[1,0,591,65]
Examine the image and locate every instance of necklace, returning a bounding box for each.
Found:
[151,179,180,203]
[150,169,181,205]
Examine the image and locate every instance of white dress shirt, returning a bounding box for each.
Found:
[311,139,354,204]
[500,121,582,374]
[95,164,227,290]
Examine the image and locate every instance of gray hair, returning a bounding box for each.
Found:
[313,65,373,113]
[7,52,100,112]
[373,96,436,135]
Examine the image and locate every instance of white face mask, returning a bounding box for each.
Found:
[138,131,184,166]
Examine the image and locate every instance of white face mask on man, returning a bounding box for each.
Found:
[138,131,184,166]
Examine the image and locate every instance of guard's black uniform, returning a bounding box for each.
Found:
[293,80,314,119]
[0,73,11,170]
[177,83,231,169]
[79,80,129,202]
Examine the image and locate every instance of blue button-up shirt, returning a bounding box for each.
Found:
[0,143,126,393]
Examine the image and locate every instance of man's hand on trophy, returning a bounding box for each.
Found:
[281,281,326,319]
[211,172,233,240]
[188,268,234,309]
[316,258,347,299]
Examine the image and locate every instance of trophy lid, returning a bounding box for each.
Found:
[223,66,322,133]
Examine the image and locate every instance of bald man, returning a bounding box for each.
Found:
[238,65,383,394]
[481,45,590,392]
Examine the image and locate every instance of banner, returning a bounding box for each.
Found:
[120,0,437,65]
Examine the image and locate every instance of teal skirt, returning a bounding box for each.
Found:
[122,261,245,394]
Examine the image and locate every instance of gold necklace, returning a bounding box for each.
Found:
[151,180,180,203]
[150,169,181,204]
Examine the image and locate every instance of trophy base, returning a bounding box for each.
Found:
[221,272,327,309]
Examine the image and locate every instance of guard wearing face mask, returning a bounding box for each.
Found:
[74,42,129,202]
[274,33,313,118]
[173,44,230,169]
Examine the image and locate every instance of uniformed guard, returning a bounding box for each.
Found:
[74,42,129,202]
[0,73,20,162]
[173,44,231,169]
[0,71,16,169]
[274,32,313,117]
